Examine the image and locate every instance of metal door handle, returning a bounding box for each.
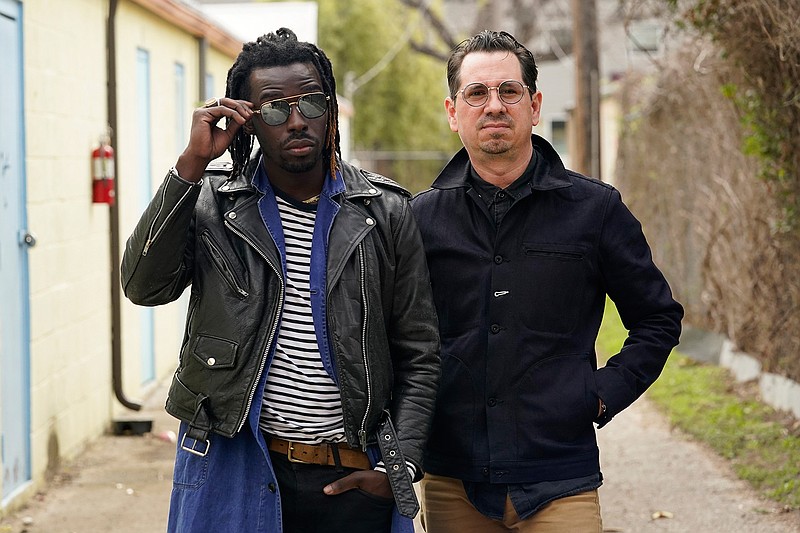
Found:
[21,231,36,247]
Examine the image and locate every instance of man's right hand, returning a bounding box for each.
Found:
[175,97,254,182]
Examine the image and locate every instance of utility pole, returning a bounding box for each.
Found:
[571,0,601,180]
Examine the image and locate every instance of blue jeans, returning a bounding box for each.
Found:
[270,450,394,532]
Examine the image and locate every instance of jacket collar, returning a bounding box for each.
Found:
[432,134,572,192]
[338,160,386,200]
[216,152,383,202]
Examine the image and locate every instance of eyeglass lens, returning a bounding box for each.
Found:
[461,81,526,107]
[260,92,329,126]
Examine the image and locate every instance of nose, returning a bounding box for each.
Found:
[484,87,506,113]
[285,102,308,130]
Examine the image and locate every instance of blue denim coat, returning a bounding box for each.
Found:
[168,390,413,532]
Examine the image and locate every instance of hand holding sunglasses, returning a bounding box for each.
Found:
[258,92,330,126]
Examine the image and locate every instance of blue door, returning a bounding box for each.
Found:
[136,48,155,384]
[0,0,32,504]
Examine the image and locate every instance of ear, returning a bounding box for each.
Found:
[530,90,543,127]
[243,120,255,135]
[445,97,458,132]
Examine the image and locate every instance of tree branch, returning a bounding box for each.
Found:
[398,0,458,49]
[408,40,451,62]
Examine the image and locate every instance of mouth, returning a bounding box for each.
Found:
[283,138,316,156]
[480,121,511,131]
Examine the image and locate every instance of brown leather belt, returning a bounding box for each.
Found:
[267,437,372,470]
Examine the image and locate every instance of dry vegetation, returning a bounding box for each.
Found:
[616,0,800,381]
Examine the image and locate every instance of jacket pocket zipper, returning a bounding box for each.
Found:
[200,232,249,298]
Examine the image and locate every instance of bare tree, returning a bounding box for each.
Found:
[397,0,567,63]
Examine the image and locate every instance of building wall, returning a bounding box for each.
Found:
[24,0,116,491]
[8,0,238,512]
[116,1,204,416]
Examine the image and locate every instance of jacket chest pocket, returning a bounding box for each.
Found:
[518,243,588,334]
[200,231,249,299]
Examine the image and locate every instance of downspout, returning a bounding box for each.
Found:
[108,0,142,411]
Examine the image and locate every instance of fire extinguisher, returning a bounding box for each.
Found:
[92,136,115,205]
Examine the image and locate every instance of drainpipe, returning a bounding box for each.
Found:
[108,0,141,411]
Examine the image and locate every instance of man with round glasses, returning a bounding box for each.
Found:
[411,30,683,532]
[122,28,439,533]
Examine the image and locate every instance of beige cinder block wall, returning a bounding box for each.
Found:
[12,0,238,513]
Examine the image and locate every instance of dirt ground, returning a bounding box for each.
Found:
[1,388,798,533]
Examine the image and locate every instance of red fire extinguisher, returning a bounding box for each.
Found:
[92,136,115,205]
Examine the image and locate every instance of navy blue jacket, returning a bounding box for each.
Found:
[410,135,683,484]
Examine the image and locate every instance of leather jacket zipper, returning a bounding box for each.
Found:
[226,222,284,435]
[200,232,249,298]
[357,243,372,451]
[143,180,197,256]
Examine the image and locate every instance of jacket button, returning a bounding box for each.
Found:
[494,255,503,264]
[207,357,216,366]
[487,398,497,407]
[220,184,229,191]
[268,483,276,493]
[366,217,375,226]
[368,188,378,194]
[482,467,489,477]
[227,212,237,220]
[490,324,501,334]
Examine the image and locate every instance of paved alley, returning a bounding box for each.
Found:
[1,388,798,533]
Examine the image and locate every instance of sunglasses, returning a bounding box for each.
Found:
[258,92,330,126]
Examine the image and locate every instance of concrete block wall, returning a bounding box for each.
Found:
[24,0,116,483]
[115,1,201,416]
[679,327,800,420]
[13,0,238,511]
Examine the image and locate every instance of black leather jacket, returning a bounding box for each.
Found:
[121,157,440,482]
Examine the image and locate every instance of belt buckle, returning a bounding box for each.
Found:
[181,433,211,457]
[286,442,313,464]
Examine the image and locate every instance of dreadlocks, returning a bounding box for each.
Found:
[225,28,341,179]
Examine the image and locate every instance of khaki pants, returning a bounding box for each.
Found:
[420,473,602,533]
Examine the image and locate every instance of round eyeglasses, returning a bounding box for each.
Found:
[457,80,530,107]
[259,92,330,126]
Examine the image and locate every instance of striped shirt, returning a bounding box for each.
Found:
[259,194,346,444]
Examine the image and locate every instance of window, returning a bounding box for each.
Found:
[551,119,568,158]
[175,62,186,154]
[628,22,660,53]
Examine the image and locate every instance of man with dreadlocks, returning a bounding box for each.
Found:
[121,28,440,533]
